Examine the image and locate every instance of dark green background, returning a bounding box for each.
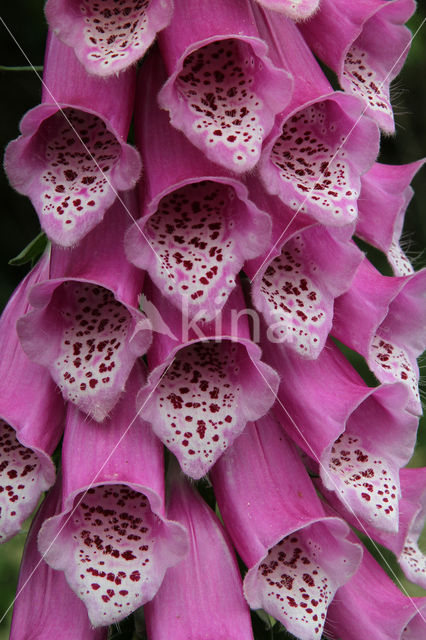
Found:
[0,2,425,639]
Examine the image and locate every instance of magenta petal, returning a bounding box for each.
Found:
[138,282,279,479]
[157,0,292,173]
[145,464,253,640]
[4,34,141,247]
[0,256,65,542]
[38,364,188,627]
[322,383,417,533]
[17,197,151,422]
[126,52,272,320]
[45,0,173,76]
[211,415,362,640]
[300,0,416,133]
[333,258,426,414]
[255,12,379,226]
[246,187,362,358]
[356,161,424,276]
[254,0,320,21]
[11,480,107,640]
[325,529,426,640]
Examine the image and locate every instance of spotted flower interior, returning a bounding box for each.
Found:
[161,37,288,173]
[254,525,346,640]
[127,180,269,320]
[0,421,52,543]
[46,0,173,76]
[143,340,276,479]
[266,99,362,225]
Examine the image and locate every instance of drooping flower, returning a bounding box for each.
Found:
[299,0,416,133]
[45,0,174,77]
[211,413,362,640]
[17,194,151,421]
[4,32,141,247]
[323,517,426,640]
[333,256,426,415]
[157,0,293,172]
[125,50,272,321]
[264,337,418,531]
[145,460,254,640]
[38,363,188,627]
[255,8,380,226]
[244,182,362,358]
[10,479,107,640]
[356,160,424,276]
[137,278,279,479]
[0,253,65,543]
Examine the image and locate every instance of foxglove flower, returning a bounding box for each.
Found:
[125,50,272,321]
[10,479,107,640]
[145,461,254,640]
[211,414,362,640]
[38,363,188,627]
[45,0,174,76]
[4,33,141,247]
[264,337,418,531]
[255,9,380,226]
[356,160,424,276]
[245,183,362,358]
[157,0,293,172]
[299,0,416,133]
[321,466,426,589]
[17,195,151,421]
[137,279,279,479]
[0,254,65,542]
[333,256,426,415]
[324,521,426,640]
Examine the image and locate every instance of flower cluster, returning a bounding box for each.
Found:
[1,1,426,639]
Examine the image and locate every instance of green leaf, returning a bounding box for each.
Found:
[8,232,48,266]
[255,609,277,630]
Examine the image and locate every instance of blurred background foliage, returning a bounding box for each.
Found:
[0,2,425,639]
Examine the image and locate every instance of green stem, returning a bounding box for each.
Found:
[0,65,43,72]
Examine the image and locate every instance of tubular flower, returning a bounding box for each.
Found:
[38,363,188,627]
[299,0,416,133]
[145,460,254,640]
[0,254,65,543]
[17,194,152,421]
[10,479,107,640]
[1,1,426,640]
[45,0,174,77]
[4,33,141,247]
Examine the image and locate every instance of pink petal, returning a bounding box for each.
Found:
[145,463,254,640]
[211,415,362,640]
[10,480,107,640]
[4,34,141,247]
[300,0,416,133]
[333,257,426,414]
[256,10,379,225]
[38,364,188,627]
[0,256,65,542]
[18,197,151,422]
[246,185,362,358]
[126,52,272,320]
[138,281,279,479]
[45,0,173,76]
[325,525,426,640]
[356,161,424,276]
[254,0,320,21]
[158,0,292,173]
